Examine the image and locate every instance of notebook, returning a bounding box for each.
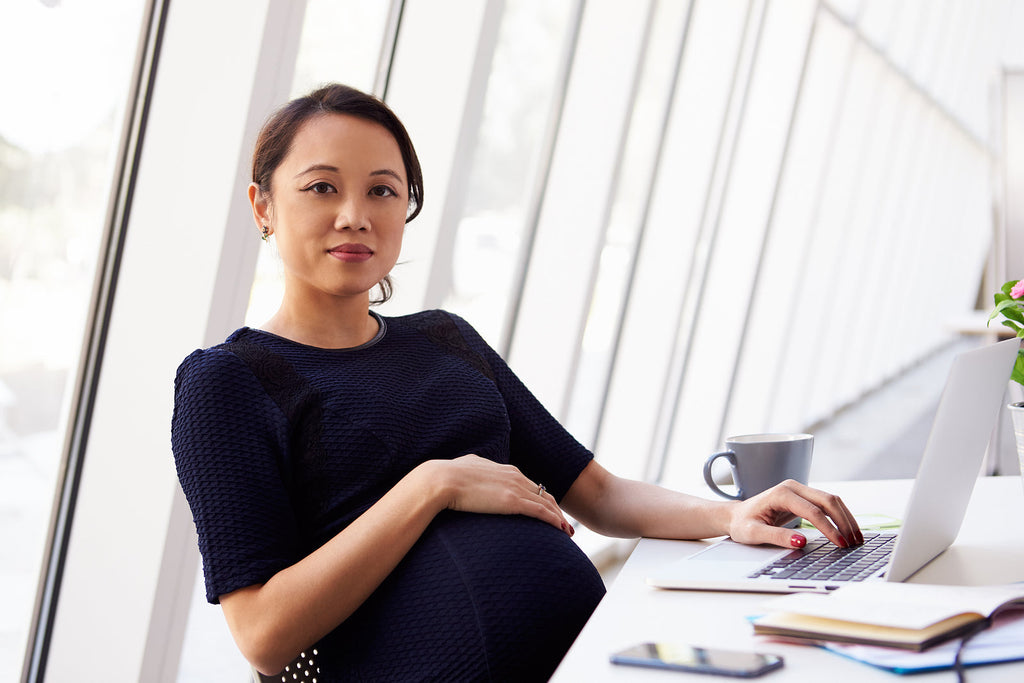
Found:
[647,337,1020,594]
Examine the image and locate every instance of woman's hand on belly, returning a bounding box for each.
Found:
[219,455,570,675]
[428,454,574,537]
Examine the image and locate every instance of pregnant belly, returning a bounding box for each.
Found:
[318,511,606,682]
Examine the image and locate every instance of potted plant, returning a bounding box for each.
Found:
[987,278,1024,470]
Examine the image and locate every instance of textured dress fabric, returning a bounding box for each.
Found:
[171,310,606,681]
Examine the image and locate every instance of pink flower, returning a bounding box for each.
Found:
[1012,280,1024,300]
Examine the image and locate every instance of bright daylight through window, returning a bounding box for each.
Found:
[0,1,145,679]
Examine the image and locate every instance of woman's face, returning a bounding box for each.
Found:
[254,113,409,305]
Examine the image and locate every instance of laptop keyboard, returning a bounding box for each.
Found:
[748,532,897,582]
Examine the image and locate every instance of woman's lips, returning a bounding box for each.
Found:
[328,244,373,263]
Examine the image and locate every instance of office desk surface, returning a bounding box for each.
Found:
[552,477,1024,681]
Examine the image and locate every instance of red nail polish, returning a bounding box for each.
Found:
[569,524,575,537]
[790,534,806,549]
[561,522,568,532]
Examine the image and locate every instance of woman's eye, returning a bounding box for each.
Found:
[307,181,335,194]
[370,185,397,198]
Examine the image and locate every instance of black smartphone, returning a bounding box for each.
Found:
[611,643,784,677]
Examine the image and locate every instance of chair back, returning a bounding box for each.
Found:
[251,649,319,683]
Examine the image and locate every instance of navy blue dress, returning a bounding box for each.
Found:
[171,310,606,681]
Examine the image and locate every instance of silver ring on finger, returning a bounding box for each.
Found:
[537,484,546,496]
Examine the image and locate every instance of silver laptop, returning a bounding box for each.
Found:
[647,337,1020,594]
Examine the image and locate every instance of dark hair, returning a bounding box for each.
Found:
[251,84,424,304]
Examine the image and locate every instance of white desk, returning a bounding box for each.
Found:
[553,477,1024,681]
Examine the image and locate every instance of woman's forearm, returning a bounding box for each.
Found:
[562,463,733,540]
[562,460,862,550]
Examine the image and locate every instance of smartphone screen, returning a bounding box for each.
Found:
[611,643,783,677]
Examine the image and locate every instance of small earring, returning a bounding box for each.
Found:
[260,225,270,241]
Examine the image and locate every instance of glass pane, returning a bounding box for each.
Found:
[0,0,147,678]
[828,70,906,404]
[723,9,853,437]
[565,0,692,456]
[289,0,390,98]
[440,0,575,348]
[597,0,749,482]
[506,0,653,423]
[776,45,884,428]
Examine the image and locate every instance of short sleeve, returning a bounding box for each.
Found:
[444,313,594,500]
[171,346,301,603]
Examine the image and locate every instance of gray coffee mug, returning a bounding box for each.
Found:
[703,433,813,501]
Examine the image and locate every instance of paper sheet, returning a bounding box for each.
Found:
[761,583,1024,630]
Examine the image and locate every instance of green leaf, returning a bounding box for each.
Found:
[1012,351,1024,387]
[1002,280,1020,296]
[989,298,1024,324]
[1002,320,1023,334]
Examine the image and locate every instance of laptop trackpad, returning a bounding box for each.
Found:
[645,539,790,589]
[691,540,786,562]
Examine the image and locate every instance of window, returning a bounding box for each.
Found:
[0,1,147,678]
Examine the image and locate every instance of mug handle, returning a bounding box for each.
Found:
[703,450,741,500]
